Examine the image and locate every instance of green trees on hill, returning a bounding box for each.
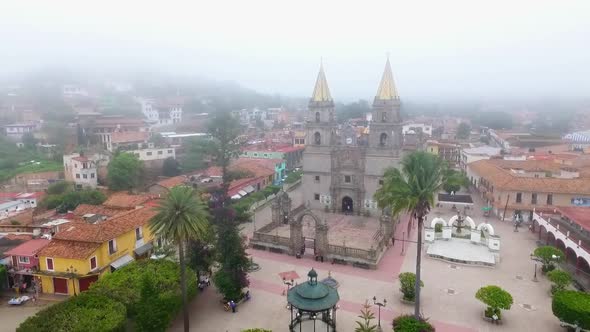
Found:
[107,153,143,191]
[40,182,106,213]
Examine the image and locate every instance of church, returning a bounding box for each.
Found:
[302,59,405,216]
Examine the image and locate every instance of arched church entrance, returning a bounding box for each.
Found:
[342,196,353,214]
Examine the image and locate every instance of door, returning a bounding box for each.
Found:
[53,278,68,294]
[78,276,98,292]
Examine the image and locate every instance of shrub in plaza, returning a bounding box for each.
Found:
[547,270,572,295]
[135,274,171,332]
[355,300,378,332]
[399,272,424,302]
[89,259,197,318]
[475,285,513,321]
[533,246,564,273]
[392,315,435,332]
[552,290,590,329]
[241,329,272,332]
[17,293,126,332]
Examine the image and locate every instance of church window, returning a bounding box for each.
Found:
[314,132,321,145]
[379,179,384,185]
[344,175,351,183]
[315,112,320,123]
[379,133,388,147]
[314,193,320,201]
[314,175,320,182]
[382,112,387,122]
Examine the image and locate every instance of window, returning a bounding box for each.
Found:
[108,239,117,255]
[315,112,320,123]
[314,132,321,145]
[381,112,387,122]
[18,256,30,264]
[90,256,97,270]
[83,174,87,179]
[168,149,173,154]
[157,150,163,155]
[135,227,143,240]
[314,175,320,182]
[516,193,522,203]
[344,175,352,183]
[46,258,54,271]
[91,173,95,178]
[146,151,152,156]
[379,133,388,146]
[76,173,80,179]
[531,193,538,205]
[379,179,384,185]
[547,194,553,205]
[254,153,258,157]
[314,193,320,201]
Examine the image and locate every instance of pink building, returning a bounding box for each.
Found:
[5,239,50,290]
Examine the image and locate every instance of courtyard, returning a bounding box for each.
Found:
[171,185,565,331]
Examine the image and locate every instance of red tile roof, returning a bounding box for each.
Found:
[38,240,101,259]
[155,176,187,189]
[72,204,124,218]
[4,239,50,257]
[103,192,153,209]
[72,156,89,162]
[557,207,590,232]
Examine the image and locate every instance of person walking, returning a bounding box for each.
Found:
[230,300,236,313]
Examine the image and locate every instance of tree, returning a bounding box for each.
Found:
[443,169,470,193]
[552,290,590,330]
[399,272,424,302]
[455,122,471,139]
[213,207,250,301]
[21,132,38,150]
[533,246,564,272]
[548,270,572,295]
[207,111,243,200]
[135,274,170,332]
[180,137,211,172]
[149,186,210,332]
[475,285,513,320]
[107,153,143,191]
[162,157,181,177]
[374,151,446,318]
[149,133,166,147]
[355,300,377,332]
[46,181,72,195]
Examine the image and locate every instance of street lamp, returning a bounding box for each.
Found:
[283,277,294,309]
[65,265,78,296]
[530,253,560,282]
[373,296,387,328]
[311,313,317,332]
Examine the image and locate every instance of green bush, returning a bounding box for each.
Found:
[399,272,424,302]
[392,315,434,332]
[547,270,572,295]
[17,293,126,332]
[533,246,564,271]
[475,285,513,320]
[284,170,302,184]
[0,265,6,290]
[552,290,590,329]
[434,223,442,233]
[242,329,272,332]
[89,259,197,318]
[135,274,171,332]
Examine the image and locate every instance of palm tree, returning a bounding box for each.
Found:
[149,186,210,332]
[374,151,446,319]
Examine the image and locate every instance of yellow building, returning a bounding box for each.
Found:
[35,207,157,295]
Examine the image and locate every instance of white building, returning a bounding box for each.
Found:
[137,98,183,127]
[63,153,109,189]
[15,192,43,209]
[460,146,502,170]
[62,85,89,98]
[3,123,37,140]
[403,123,433,136]
[128,147,176,162]
[160,132,210,147]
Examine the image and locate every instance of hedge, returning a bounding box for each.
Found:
[17,293,126,332]
[552,290,590,329]
[392,315,435,332]
[89,259,197,318]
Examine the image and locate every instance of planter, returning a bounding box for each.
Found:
[482,311,502,325]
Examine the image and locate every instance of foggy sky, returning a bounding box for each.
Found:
[1,0,589,101]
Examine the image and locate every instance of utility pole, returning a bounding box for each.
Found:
[502,194,510,222]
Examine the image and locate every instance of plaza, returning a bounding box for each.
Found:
[170,185,564,331]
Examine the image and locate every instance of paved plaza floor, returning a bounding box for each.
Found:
[171,187,565,331]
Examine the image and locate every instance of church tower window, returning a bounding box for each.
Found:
[382,112,387,122]
[314,132,321,145]
[379,133,388,146]
[315,112,320,123]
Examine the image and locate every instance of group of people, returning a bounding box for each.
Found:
[198,274,211,291]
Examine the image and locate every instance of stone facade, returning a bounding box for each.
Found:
[302,59,403,215]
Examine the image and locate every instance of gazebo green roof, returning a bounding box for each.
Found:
[287,269,340,312]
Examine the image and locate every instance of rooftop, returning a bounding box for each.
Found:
[4,239,50,257]
[103,192,153,209]
[556,207,590,232]
[154,176,188,189]
[38,240,102,259]
[111,131,149,144]
[72,204,124,218]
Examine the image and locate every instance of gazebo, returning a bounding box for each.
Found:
[288,268,340,331]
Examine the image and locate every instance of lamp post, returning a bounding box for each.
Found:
[283,277,294,309]
[311,313,317,332]
[373,296,387,328]
[65,265,78,296]
[530,253,559,282]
